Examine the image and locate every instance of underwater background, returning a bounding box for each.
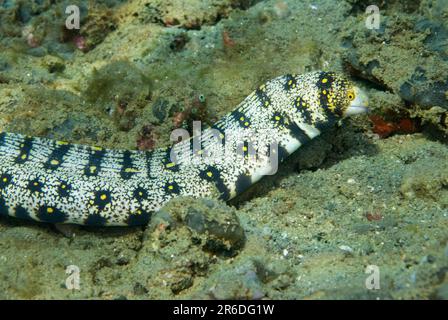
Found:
[0,0,447,299]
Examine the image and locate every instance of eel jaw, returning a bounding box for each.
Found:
[344,86,370,117]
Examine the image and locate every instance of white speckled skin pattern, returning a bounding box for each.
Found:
[0,71,367,226]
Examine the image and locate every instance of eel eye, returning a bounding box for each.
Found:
[347,90,356,101]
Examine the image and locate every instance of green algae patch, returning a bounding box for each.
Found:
[84,60,152,108]
[83,60,153,132]
[0,84,116,146]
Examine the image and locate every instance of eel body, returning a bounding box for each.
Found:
[0,71,368,226]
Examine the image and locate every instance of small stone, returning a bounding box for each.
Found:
[339,245,354,254]
[171,275,193,294]
[133,282,148,295]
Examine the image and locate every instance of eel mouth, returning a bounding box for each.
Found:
[344,86,370,117]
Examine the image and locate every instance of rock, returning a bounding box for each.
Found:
[155,197,246,256]
[208,262,266,299]
[339,245,354,254]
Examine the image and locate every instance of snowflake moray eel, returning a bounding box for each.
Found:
[0,71,368,226]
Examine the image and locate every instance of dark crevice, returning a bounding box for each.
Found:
[343,57,393,93]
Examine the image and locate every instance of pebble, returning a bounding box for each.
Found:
[339,245,354,254]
